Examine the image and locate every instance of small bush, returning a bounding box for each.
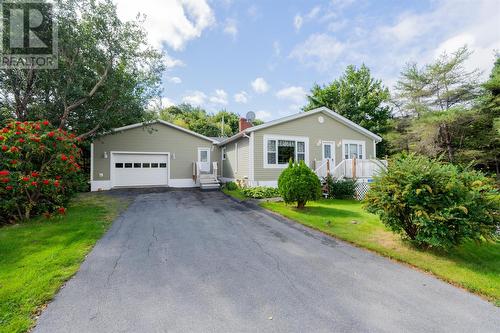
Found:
[0,120,83,223]
[324,175,356,199]
[225,181,238,191]
[278,160,321,209]
[241,186,280,199]
[364,153,499,249]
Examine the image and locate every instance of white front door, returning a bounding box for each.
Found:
[322,141,335,176]
[197,148,210,173]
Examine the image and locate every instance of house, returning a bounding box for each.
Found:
[90,107,384,191]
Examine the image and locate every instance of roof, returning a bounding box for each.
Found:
[208,136,227,143]
[105,120,219,144]
[217,107,382,145]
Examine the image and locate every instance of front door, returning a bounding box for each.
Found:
[197,148,210,173]
[322,141,335,176]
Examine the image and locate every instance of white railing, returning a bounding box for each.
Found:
[212,162,218,178]
[314,158,387,179]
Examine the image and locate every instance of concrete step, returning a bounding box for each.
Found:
[200,183,220,190]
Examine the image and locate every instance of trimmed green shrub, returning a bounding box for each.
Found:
[278,160,321,209]
[365,153,499,249]
[324,174,356,199]
[225,181,238,191]
[241,186,280,199]
[0,120,83,223]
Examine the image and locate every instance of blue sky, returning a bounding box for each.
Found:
[115,0,500,121]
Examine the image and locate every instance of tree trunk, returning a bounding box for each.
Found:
[297,200,306,209]
[439,123,454,162]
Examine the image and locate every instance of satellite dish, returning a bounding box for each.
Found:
[246,111,256,122]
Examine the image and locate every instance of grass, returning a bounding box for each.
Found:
[0,193,128,333]
[261,199,500,305]
[222,187,247,201]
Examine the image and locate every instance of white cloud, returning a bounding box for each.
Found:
[182,91,207,105]
[306,6,321,20]
[234,91,249,103]
[223,18,238,39]
[115,0,215,50]
[256,110,272,121]
[251,77,270,94]
[276,86,308,104]
[161,97,175,107]
[294,5,321,31]
[164,53,184,69]
[167,76,182,84]
[209,89,228,105]
[373,0,500,82]
[294,14,303,31]
[289,33,346,70]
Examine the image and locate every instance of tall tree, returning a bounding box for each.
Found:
[391,46,483,162]
[305,64,392,156]
[0,0,164,138]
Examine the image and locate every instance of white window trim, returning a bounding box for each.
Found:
[221,147,226,160]
[342,140,366,160]
[263,134,309,169]
[197,147,210,163]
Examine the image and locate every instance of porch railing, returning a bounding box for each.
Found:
[314,158,387,179]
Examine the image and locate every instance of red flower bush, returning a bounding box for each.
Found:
[0,120,84,223]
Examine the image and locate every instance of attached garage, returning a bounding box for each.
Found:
[91,120,220,191]
[111,152,169,187]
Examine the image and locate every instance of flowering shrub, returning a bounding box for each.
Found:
[0,120,84,223]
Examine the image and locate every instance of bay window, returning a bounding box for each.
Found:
[264,135,308,168]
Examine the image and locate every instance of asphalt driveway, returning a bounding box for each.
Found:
[34,190,500,333]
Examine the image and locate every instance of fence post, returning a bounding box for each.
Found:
[352,156,357,179]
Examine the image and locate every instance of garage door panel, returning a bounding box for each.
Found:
[113,153,168,187]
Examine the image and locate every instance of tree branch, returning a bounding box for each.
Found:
[59,61,112,128]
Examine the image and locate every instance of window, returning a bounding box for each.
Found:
[159,163,167,168]
[297,141,305,162]
[323,144,332,159]
[115,163,123,168]
[124,163,132,168]
[151,163,158,168]
[267,140,276,164]
[142,163,150,168]
[277,140,295,164]
[264,135,308,168]
[222,147,226,160]
[200,150,208,162]
[343,141,365,159]
[133,163,141,168]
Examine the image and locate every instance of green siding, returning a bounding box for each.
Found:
[253,112,376,181]
[221,137,249,179]
[93,123,218,180]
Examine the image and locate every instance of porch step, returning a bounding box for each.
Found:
[199,174,220,190]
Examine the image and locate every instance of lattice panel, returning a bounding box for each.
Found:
[355,182,371,200]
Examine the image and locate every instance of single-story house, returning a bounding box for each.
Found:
[90,106,383,191]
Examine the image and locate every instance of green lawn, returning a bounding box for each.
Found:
[261,199,500,305]
[0,193,128,333]
[222,187,247,201]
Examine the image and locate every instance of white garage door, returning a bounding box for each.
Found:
[112,153,168,187]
